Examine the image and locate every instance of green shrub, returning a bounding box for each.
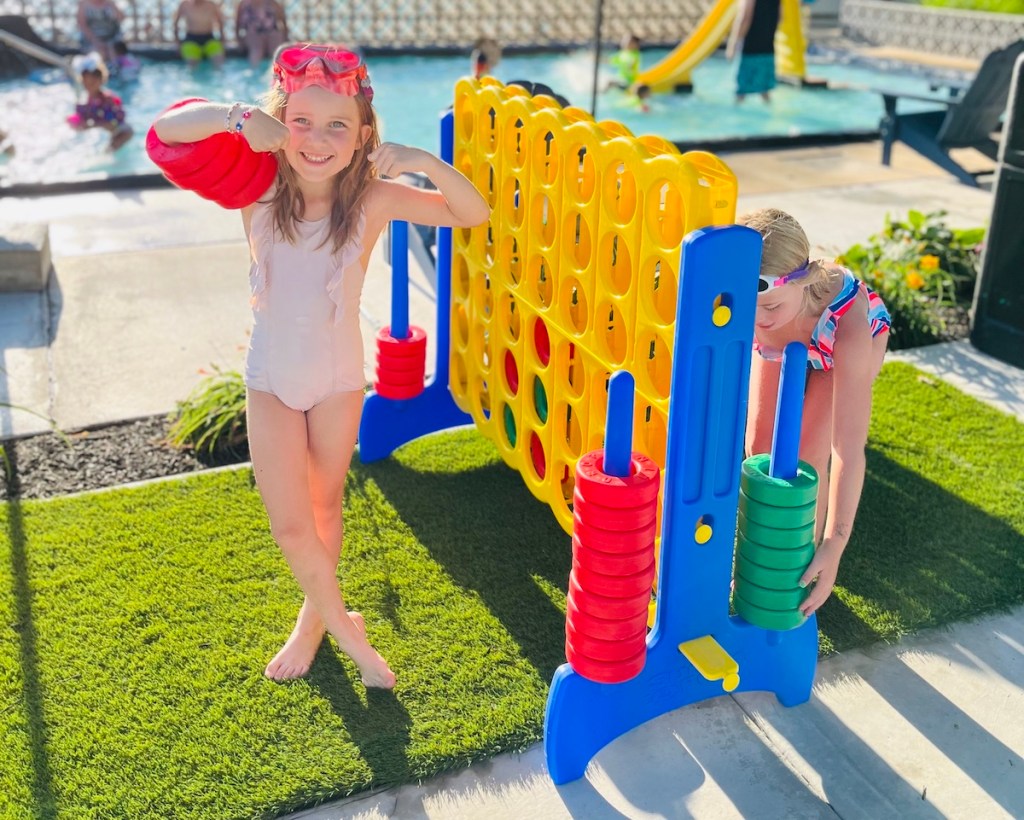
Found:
[838,210,984,350]
[167,367,248,462]
[922,0,1024,13]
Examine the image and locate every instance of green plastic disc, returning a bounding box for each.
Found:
[735,553,807,589]
[741,454,818,507]
[503,404,517,447]
[737,510,815,549]
[734,593,807,631]
[736,535,815,570]
[533,377,548,424]
[738,490,817,529]
[734,577,808,610]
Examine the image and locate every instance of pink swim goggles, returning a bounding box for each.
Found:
[758,260,810,293]
[272,43,373,101]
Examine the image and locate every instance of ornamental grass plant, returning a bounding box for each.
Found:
[166,367,248,463]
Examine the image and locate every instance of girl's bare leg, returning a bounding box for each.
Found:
[248,389,395,687]
[266,390,365,678]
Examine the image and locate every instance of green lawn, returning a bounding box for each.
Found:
[1,361,1022,818]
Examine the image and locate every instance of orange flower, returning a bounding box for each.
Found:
[920,254,940,270]
[905,270,925,290]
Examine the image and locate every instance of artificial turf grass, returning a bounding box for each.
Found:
[0,360,1022,818]
[0,436,569,820]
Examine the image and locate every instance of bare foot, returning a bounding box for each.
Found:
[264,611,365,681]
[331,625,396,689]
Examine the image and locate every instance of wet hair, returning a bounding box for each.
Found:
[259,84,380,255]
[738,207,842,315]
[635,83,651,99]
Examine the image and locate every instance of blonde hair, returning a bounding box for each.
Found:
[738,207,841,315]
[259,85,380,255]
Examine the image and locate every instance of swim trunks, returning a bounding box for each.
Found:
[245,201,368,411]
[180,33,224,62]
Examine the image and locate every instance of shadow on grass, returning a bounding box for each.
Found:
[354,452,571,683]
[818,446,1024,652]
[4,447,57,818]
[307,646,413,787]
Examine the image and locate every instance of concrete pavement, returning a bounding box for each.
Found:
[292,606,1024,819]
[1,140,1022,819]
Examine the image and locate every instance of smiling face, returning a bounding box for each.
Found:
[282,85,372,189]
[755,283,805,334]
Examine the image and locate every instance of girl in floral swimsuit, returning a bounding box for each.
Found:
[742,207,891,618]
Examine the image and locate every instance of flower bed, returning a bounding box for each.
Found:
[839,210,983,350]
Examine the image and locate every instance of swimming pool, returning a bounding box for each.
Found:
[1,48,953,188]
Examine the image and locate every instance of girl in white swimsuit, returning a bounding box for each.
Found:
[151,44,489,688]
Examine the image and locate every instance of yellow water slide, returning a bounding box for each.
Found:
[635,0,806,93]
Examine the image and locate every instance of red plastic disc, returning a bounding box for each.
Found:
[373,380,424,400]
[565,626,646,662]
[573,515,658,554]
[566,593,650,640]
[574,450,660,508]
[571,557,655,598]
[572,536,654,575]
[375,354,426,376]
[573,489,657,531]
[568,575,651,620]
[565,634,646,683]
[376,325,427,355]
[373,369,425,390]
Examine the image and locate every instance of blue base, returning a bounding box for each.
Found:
[544,614,817,784]
[359,376,472,463]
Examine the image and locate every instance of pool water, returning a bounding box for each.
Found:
[1,49,949,186]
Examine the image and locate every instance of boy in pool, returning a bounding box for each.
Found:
[173,0,226,68]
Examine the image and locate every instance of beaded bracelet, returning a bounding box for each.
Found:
[235,108,252,133]
[224,101,241,132]
[225,102,252,134]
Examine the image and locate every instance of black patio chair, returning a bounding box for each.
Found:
[879,39,1024,187]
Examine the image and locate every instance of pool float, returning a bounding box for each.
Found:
[145,97,278,209]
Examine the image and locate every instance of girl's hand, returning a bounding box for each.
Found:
[239,108,290,153]
[367,142,431,179]
[798,539,843,616]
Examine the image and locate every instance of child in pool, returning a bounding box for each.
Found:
[110,40,142,82]
[173,0,226,67]
[741,208,891,616]
[608,34,642,89]
[68,53,133,151]
[151,43,489,688]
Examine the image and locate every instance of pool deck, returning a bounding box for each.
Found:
[1,138,1023,819]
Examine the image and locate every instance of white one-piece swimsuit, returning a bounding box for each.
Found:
[244,202,368,411]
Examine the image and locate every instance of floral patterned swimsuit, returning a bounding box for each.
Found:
[755,269,892,371]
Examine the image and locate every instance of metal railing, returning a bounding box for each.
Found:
[0,0,710,50]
